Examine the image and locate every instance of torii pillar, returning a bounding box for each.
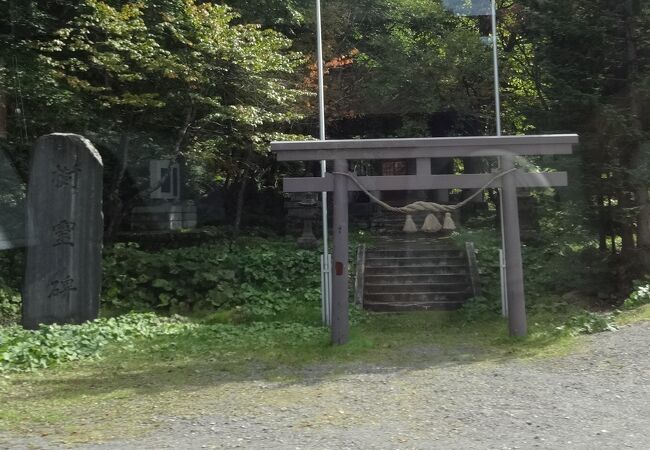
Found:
[332,159,350,344]
[501,154,526,336]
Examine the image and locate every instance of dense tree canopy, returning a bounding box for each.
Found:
[0,0,648,276]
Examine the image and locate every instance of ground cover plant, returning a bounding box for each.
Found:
[0,250,23,326]
[102,238,321,317]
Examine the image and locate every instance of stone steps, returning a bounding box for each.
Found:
[365,265,469,276]
[365,256,467,267]
[364,300,465,312]
[365,273,469,284]
[368,249,464,258]
[365,282,470,294]
[362,238,474,312]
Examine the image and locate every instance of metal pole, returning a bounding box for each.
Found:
[491,0,526,336]
[316,0,331,326]
[332,160,350,345]
[491,0,501,137]
[491,0,509,322]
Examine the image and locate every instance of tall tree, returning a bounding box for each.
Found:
[34,0,306,236]
[518,0,650,273]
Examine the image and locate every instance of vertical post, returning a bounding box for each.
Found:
[490,0,501,135]
[316,0,331,326]
[491,0,515,331]
[501,155,527,337]
[332,159,349,345]
[416,158,430,176]
[316,0,326,143]
[499,249,508,318]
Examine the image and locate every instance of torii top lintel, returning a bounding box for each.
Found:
[271,134,579,161]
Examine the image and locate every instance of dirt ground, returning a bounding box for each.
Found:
[2,321,650,450]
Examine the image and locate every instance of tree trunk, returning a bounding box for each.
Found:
[638,187,650,269]
[623,0,649,270]
[105,130,130,240]
[0,58,7,140]
[233,171,249,237]
[598,195,608,252]
[620,193,636,257]
[233,139,255,237]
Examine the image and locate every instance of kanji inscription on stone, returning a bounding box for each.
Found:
[22,134,103,329]
[51,162,81,189]
[47,276,78,299]
[52,220,76,247]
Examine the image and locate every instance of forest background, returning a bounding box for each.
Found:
[0,0,649,314]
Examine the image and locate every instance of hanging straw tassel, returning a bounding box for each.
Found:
[421,213,442,233]
[442,212,456,231]
[403,215,418,233]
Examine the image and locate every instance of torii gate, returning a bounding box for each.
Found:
[271,134,579,345]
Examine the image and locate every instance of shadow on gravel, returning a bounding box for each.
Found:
[5,341,514,404]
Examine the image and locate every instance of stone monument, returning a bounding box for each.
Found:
[22,134,103,329]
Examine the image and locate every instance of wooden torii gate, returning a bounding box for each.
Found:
[271,134,579,345]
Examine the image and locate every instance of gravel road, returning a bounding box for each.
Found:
[3,321,650,450]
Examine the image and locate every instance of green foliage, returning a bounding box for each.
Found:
[0,313,195,373]
[327,0,493,129]
[3,0,309,231]
[557,312,618,337]
[452,227,501,301]
[453,214,612,308]
[0,310,330,373]
[102,238,320,317]
[516,0,650,270]
[39,0,306,127]
[623,279,650,310]
[459,295,500,322]
[0,250,24,325]
[0,288,21,326]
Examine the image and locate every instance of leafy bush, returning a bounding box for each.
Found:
[459,295,500,322]
[623,279,650,309]
[452,228,501,302]
[453,225,611,307]
[556,312,617,336]
[0,312,328,373]
[0,249,24,325]
[0,249,24,291]
[0,313,195,373]
[0,288,21,326]
[102,238,321,316]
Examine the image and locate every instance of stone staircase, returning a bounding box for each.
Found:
[360,237,477,312]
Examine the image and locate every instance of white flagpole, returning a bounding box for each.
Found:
[316,0,331,326]
[491,0,501,137]
[491,0,508,315]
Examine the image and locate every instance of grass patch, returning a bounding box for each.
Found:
[616,304,650,325]
[3,292,649,444]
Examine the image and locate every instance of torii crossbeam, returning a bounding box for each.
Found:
[272,134,579,345]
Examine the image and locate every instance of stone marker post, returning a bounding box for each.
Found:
[22,134,103,329]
